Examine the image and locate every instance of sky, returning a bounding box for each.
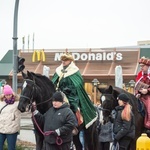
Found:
[0,0,150,60]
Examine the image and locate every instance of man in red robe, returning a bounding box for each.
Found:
[135,56,150,130]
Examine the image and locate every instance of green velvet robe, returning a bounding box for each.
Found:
[52,62,97,129]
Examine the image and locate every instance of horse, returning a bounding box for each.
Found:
[18,71,99,150]
[97,85,144,150]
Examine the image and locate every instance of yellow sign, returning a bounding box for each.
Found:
[32,50,46,62]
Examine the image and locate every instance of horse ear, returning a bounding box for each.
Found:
[97,87,105,93]
[27,71,34,80]
[108,85,113,93]
[22,71,27,79]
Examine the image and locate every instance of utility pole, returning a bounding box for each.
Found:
[12,0,20,93]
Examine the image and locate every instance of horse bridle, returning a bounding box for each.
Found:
[98,106,110,112]
[20,79,37,109]
[100,93,116,112]
[20,79,53,109]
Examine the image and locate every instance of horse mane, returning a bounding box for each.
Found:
[30,72,55,94]
[28,72,56,113]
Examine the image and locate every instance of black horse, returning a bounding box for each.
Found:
[18,71,99,150]
[97,85,144,150]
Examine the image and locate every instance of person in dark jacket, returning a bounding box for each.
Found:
[32,91,77,150]
[113,93,135,150]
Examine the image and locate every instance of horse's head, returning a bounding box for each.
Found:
[18,71,56,113]
[97,85,118,123]
[18,71,39,112]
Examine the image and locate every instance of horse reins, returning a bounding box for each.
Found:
[32,112,63,145]
[98,106,110,112]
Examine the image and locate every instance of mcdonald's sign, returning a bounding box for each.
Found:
[32,50,46,62]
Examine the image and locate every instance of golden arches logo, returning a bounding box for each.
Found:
[32,50,45,62]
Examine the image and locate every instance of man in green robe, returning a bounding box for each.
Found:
[52,52,97,129]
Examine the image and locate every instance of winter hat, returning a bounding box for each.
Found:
[3,85,13,95]
[52,91,64,102]
[117,93,130,103]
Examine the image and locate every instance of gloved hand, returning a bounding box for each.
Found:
[63,87,71,95]
[52,131,58,137]
[31,102,37,112]
[113,138,118,146]
[136,93,141,98]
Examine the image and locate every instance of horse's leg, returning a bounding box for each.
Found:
[84,122,99,150]
[32,117,45,150]
[34,130,44,150]
[129,139,136,150]
[73,134,82,150]
[129,116,144,150]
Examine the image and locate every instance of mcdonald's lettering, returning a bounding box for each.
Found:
[54,52,123,61]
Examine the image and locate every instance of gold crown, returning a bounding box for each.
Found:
[139,56,150,66]
[60,52,74,61]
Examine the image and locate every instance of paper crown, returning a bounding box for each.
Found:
[139,56,150,66]
[60,52,74,61]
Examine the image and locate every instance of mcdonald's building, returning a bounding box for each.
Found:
[0,46,150,103]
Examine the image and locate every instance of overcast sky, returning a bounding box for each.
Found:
[0,0,150,60]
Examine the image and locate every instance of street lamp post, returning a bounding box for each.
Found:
[92,78,99,104]
[125,83,129,92]
[12,0,20,93]
[129,80,135,94]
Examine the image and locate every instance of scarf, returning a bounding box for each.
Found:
[4,97,15,104]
